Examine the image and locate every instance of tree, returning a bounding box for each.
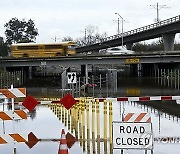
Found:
[4,18,38,45]
[76,25,108,46]
[61,36,73,42]
[0,37,9,56]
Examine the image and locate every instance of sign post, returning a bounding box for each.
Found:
[67,72,77,97]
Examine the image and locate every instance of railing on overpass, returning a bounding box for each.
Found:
[79,15,180,47]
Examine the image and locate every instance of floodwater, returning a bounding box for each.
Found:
[1,76,180,154]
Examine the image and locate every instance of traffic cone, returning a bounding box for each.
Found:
[58,129,68,154]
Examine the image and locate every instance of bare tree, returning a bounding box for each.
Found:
[76,25,108,46]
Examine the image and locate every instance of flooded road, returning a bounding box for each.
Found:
[1,76,180,154]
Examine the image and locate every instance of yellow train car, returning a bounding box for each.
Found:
[11,41,76,58]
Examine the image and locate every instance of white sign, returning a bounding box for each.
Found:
[41,61,46,66]
[112,122,153,150]
[67,72,77,84]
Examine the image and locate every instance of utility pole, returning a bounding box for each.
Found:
[85,28,87,44]
[150,3,169,23]
[117,18,120,35]
[115,13,124,47]
[51,36,60,42]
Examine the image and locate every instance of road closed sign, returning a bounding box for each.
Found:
[112,122,153,150]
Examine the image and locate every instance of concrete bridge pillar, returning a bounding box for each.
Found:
[162,33,175,51]
[125,42,133,50]
[28,66,32,79]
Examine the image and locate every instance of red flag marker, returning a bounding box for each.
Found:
[22,95,38,112]
[60,94,77,110]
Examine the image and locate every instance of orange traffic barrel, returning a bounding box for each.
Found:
[58,129,68,154]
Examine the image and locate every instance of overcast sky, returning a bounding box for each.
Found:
[0,0,179,43]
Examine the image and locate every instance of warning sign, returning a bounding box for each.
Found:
[60,93,77,110]
[112,122,153,149]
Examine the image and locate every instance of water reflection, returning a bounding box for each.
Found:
[26,76,180,100]
[1,97,180,153]
[1,73,180,153]
[49,98,114,154]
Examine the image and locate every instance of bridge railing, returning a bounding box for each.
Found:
[79,15,180,47]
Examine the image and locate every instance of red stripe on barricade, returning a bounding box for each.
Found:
[0,137,7,144]
[147,117,151,123]
[124,113,134,122]
[161,96,172,100]
[0,112,12,120]
[18,88,26,96]
[134,113,146,122]
[98,98,106,102]
[117,97,128,101]
[51,101,61,104]
[139,97,150,101]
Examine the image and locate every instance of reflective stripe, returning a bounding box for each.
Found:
[128,97,139,101]
[10,88,26,97]
[0,134,28,144]
[124,113,151,123]
[0,110,27,121]
[59,144,68,150]
[0,88,26,98]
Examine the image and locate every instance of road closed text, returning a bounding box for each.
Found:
[116,137,150,146]
[112,122,153,149]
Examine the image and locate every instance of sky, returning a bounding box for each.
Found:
[0,0,180,43]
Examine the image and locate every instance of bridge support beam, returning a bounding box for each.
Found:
[125,42,133,50]
[28,66,32,79]
[162,33,175,51]
[81,64,88,84]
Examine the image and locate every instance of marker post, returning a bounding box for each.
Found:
[11,84,16,154]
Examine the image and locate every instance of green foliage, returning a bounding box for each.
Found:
[4,17,38,45]
[0,37,9,57]
[132,41,164,52]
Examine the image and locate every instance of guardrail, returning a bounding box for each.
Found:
[79,15,180,47]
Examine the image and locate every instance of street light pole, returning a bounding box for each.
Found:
[115,13,124,47]
[117,18,120,35]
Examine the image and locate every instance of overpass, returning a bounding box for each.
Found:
[1,52,180,67]
[76,15,180,52]
[1,52,180,78]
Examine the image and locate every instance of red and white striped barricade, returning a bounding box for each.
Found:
[0,133,28,144]
[123,112,151,123]
[0,110,27,121]
[0,88,26,99]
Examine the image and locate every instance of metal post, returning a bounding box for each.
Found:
[85,64,88,84]
[100,74,102,96]
[79,77,81,97]
[117,18,120,34]
[83,77,86,97]
[92,75,94,98]
[178,70,180,89]
[106,74,108,97]
[11,84,16,153]
[115,13,124,47]
[72,84,74,97]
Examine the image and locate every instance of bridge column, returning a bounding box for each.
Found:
[28,66,32,79]
[81,64,88,84]
[162,33,175,51]
[125,42,133,50]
